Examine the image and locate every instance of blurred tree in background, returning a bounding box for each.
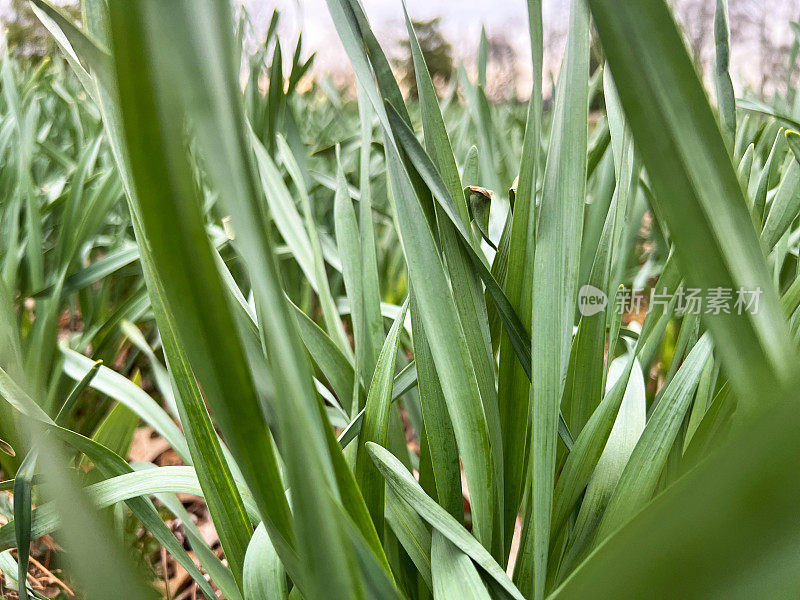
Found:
[483,33,518,102]
[671,0,800,96]
[3,0,80,62]
[396,17,454,98]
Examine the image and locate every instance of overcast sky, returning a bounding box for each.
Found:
[240,0,569,82]
[238,0,798,95]
[1,0,796,94]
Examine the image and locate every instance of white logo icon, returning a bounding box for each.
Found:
[578,284,608,316]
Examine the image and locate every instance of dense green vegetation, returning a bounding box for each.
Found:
[1,0,800,598]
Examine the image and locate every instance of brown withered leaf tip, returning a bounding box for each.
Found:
[509,175,519,210]
[465,185,493,199]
